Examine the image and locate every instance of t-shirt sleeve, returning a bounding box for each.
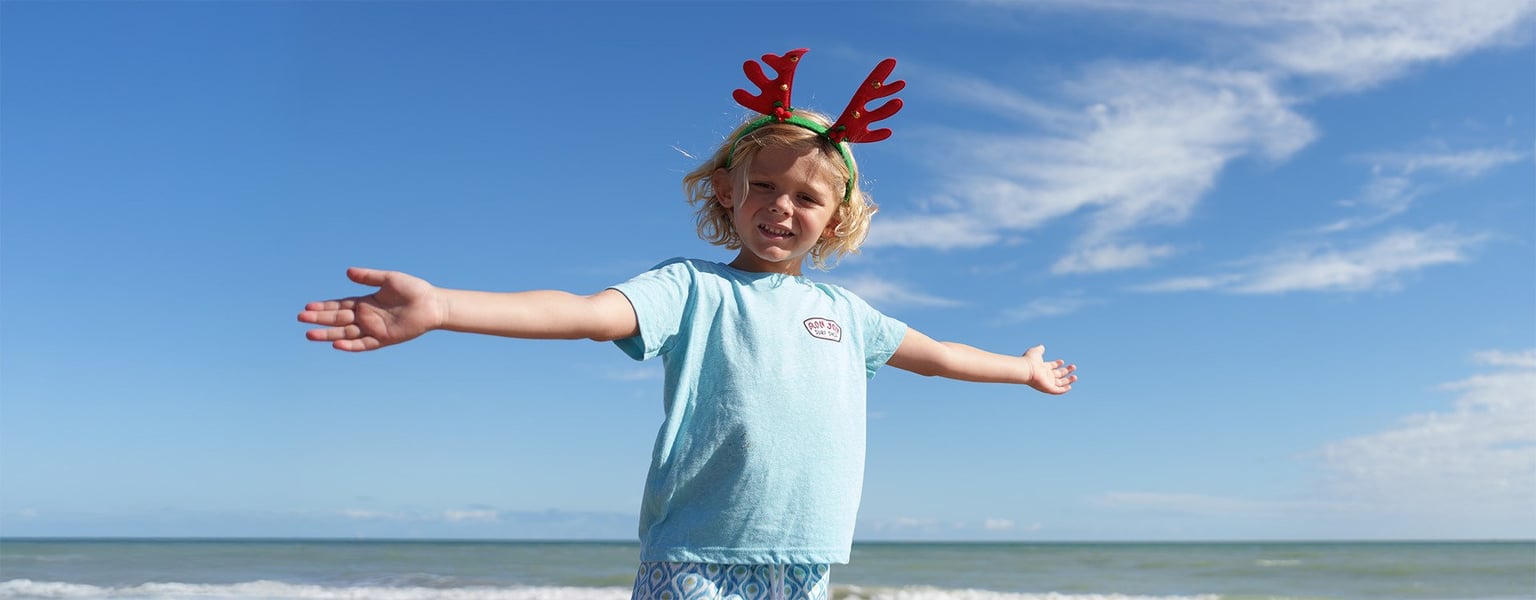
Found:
[844,290,907,379]
[863,311,907,379]
[608,258,694,361]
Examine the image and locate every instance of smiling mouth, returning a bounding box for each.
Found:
[758,224,794,238]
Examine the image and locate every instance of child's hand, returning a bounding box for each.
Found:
[1023,345,1076,395]
[297,267,444,352]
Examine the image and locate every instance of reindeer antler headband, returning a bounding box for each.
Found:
[727,48,905,203]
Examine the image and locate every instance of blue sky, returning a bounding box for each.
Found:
[1,1,1532,542]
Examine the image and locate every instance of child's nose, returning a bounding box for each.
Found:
[770,193,793,214]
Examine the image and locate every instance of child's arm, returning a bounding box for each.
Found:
[298,267,638,352]
[886,327,1077,395]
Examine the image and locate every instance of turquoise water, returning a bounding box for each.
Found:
[0,539,1531,599]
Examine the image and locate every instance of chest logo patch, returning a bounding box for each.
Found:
[803,317,843,343]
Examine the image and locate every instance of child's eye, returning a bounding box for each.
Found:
[750,181,774,190]
[798,194,823,206]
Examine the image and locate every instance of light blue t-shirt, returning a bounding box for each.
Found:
[611,258,908,565]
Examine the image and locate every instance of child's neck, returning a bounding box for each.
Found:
[728,254,805,276]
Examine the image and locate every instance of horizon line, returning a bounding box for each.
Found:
[2,536,1531,544]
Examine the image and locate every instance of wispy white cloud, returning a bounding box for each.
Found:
[857,515,1045,539]
[1136,227,1484,294]
[825,274,965,308]
[1002,294,1101,321]
[1315,172,1419,233]
[909,66,1072,127]
[868,213,1001,250]
[1027,0,1536,90]
[1475,349,1536,368]
[872,63,1313,271]
[1094,492,1336,516]
[1093,351,1536,533]
[1128,275,1237,293]
[1321,146,1528,232]
[857,516,939,537]
[1254,0,1536,91]
[1053,243,1178,274]
[339,509,409,521]
[1320,350,1536,519]
[983,518,1016,531]
[1147,142,1516,293]
[1232,228,1482,294]
[874,2,1530,274]
[442,509,500,523]
[342,508,501,523]
[1360,147,1528,177]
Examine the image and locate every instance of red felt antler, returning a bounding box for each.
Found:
[827,58,904,143]
[732,49,808,121]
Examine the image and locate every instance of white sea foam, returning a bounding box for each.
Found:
[838,587,1221,600]
[0,580,630,600]
[0,581,1224,600]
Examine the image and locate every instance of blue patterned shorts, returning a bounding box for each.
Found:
[631,562,831,600]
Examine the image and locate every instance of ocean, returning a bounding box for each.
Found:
[0,539,1531,600]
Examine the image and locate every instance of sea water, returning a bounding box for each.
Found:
[0,539,1531,600]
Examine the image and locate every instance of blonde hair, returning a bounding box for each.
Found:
[683,110,877,271]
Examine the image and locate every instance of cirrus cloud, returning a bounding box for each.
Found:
[869,63,1314,266]
[871,1,1532,277]
[1134,227,1484,294]
[1320,349,1536,520]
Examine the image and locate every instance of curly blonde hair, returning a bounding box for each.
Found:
[682,110,877,271]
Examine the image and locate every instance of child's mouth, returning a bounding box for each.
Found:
[758,224,794,239]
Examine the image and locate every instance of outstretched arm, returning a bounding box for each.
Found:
[886,327,1076,394]
[298,267,639,352]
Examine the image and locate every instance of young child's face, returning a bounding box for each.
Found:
[713,144,843,275]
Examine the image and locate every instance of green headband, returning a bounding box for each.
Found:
[725,113,858,204]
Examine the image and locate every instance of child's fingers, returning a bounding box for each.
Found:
[302,298,360,312]
[306,325,361,342]
[1057,365,1077,381]
[333,336,383,352]
[298,308,356,326]
[347,267,389,287]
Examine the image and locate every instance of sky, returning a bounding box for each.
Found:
[1,1,1532,542]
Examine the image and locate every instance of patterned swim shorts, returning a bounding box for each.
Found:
[630,562,831,600]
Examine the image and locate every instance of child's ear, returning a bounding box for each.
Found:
[820,216,841,240]
[711,168,735,209]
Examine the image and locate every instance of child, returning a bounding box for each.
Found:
[298,49,1076,600]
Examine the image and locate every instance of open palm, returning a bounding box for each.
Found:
[298,267,443,352]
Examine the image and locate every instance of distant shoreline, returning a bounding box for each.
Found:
[3,536,1532,544]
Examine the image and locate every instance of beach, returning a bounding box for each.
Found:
[1,539,1531,600]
